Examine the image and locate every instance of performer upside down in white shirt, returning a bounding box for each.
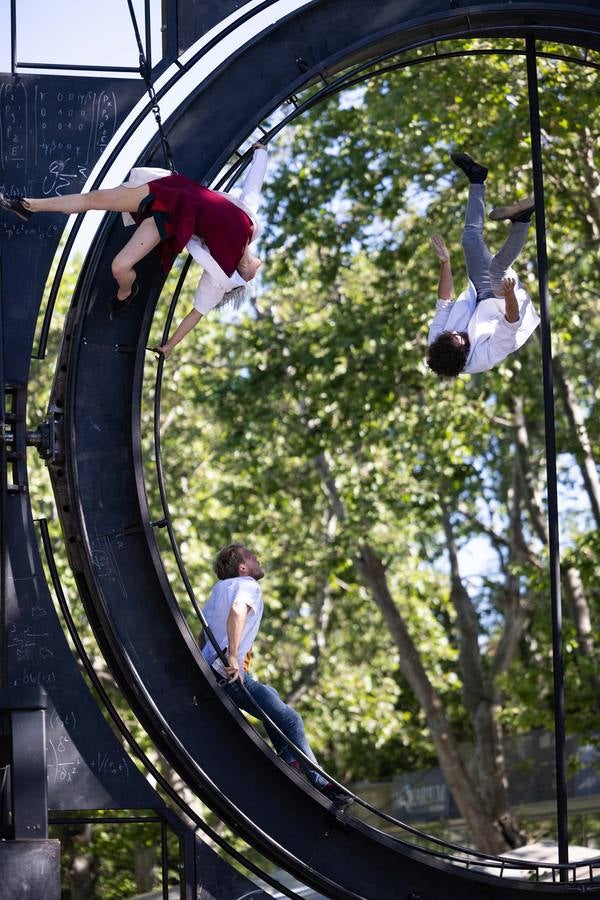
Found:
[427,152,540,377]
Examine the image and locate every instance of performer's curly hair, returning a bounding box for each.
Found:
[214,543,247,579]
[426,332,470,378]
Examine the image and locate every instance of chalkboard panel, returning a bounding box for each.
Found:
[0,74,144,385]
[6,506,160,810]
[0,839,60,900]
[1,70,157,814]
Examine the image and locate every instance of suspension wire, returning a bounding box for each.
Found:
[125,0,176,172]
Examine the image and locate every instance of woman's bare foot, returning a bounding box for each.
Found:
[237,248,262,281]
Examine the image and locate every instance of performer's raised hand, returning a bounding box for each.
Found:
[430,233,450,263]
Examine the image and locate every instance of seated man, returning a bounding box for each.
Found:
[426,151,540,377]
[200,542,350,806]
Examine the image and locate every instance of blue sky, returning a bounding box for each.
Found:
[0,0,162,75]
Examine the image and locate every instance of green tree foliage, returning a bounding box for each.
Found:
[144,40,600,851]
[24,37,600,874]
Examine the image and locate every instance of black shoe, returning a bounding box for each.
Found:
[0,194,33,222]
[109,281,139,317]
[320,782,354,809]
[451,151,488,184]
[489,197,535,222]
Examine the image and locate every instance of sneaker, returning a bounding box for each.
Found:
[450,151,488,184]
[109,281,139,317]
[0,194,33,222]
[489,197,535,222]
[320,782,354,809]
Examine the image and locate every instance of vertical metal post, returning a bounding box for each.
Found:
[12,708,48,839]
[0,252,6,692]
[144,0,152,73]
[161,819,169,900]
[180,829,196,900]
[10,0,17,74]
[162,0,178,63]
[525,34,569,871]
[0,687,49,840]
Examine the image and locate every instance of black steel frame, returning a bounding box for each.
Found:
[27,25,600,885]
[4,2,600,896]
[140,32,597,876]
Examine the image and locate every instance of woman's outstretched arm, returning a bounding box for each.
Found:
[156,308,203,358]
[238,143,268,213]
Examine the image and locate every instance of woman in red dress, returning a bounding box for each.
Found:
[0,142,268,355]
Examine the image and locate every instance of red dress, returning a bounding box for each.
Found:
[135,173,254,275]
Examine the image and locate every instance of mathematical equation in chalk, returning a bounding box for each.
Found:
[0,81,118,183]
[48,732,82,784]
[7,620,58,669]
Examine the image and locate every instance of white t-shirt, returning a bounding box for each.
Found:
[201,576,263,675]
[427,275,540,374]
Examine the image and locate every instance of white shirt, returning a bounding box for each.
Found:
[427,275,540,374]
[122,147,269,315]
[201,576,264,675]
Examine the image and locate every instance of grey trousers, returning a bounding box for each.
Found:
[462,183,530,302]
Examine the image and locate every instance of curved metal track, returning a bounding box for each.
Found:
[48,2,600,897]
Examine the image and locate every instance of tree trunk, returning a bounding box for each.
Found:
[134,844,157,893]
[491,455,531,678]
[61,823,97,900]
[286,584,333,704]
[441,507,525,849]
[309,442,521,850]
[356,542,509,854]
[514,395,597,662]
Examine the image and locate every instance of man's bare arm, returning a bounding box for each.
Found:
[431,234,454,301]
[500,276,519,323]
[224,600,250,682]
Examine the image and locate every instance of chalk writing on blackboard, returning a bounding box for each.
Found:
[0,81,28,171]
[48,733,82,784]
[0,81,118,197]
[89,751,130,779]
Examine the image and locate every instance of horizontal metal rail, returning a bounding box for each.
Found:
[15,62,140,72]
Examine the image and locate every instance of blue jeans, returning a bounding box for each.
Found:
[462,183,530,302]
[225,672,329,789]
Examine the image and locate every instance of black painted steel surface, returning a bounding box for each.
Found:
[0,72,163,812]
[47,2,600,898]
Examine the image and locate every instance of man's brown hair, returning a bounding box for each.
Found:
[214,543,247,580]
